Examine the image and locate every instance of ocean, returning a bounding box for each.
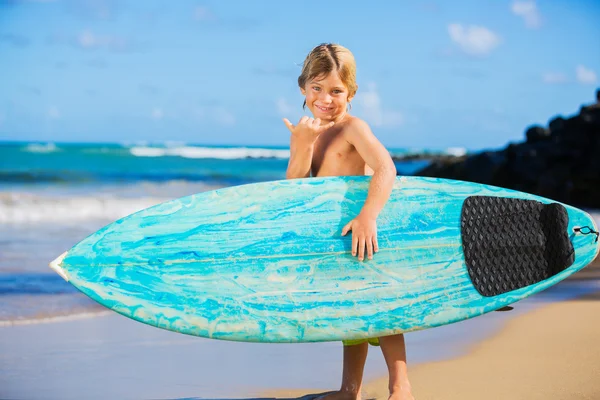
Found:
[0,141,449,324]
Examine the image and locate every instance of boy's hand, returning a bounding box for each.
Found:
[341,213,379,261]
[283,117,334,145]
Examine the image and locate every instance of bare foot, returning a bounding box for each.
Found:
[315,390,361,400]
[388,387,415,400]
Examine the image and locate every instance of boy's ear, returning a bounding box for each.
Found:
[348,85,358,102]
[300,87,306,96]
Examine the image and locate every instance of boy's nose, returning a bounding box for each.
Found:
[319,93,332,103]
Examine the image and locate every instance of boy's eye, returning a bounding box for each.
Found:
[333,90,342,94]
[312,86,320,91]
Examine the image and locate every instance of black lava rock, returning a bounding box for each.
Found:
[415,98,600,208]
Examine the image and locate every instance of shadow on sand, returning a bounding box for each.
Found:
[159,392,381,400]
[159,393,378,400]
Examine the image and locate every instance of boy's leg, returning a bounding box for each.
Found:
[340,341,369,394]
[317,341,368,400]
[379,334,413,399]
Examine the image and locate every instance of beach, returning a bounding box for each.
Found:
[1,142,600,399]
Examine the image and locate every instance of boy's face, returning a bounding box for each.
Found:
[301,72,353,123]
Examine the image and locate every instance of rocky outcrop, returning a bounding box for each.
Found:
[414,103,600,208]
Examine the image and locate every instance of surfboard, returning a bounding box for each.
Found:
[49,176,599,343]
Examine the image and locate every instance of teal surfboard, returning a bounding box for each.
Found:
[49,176,599,343]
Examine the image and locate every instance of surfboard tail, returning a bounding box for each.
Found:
[49,251,70,282]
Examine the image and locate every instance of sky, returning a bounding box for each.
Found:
[0,0,599,150]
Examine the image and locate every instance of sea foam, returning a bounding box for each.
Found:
[129,145,290,160]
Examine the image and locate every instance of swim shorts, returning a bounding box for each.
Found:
[342,338,380,346]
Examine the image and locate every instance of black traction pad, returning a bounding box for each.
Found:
[461,196,575,297]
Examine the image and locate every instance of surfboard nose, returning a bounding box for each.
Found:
[49,251,70,282]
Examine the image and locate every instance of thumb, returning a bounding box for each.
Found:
[341,221,352,236]
[282,118,294,132]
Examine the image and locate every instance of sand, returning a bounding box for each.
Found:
[266,258,600,400]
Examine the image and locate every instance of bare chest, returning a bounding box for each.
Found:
[311,131,369,177]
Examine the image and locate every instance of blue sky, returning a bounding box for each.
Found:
[0,0,599,150]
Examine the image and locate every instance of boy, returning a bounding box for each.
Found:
[283,43,414,400]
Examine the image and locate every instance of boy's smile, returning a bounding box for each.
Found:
[315,104,333,113]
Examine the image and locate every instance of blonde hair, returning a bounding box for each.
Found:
[298,43,357,107]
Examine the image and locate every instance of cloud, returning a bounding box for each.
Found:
[542,66,597,85]
[151,107,163,120]
[47,30,132,53]
[77,29,128,51]
[213,108,235,126]
[47,106,60,119]
[191,5,259,31]
[576,65,597,84]
[66,0,117,20]
[354,83,404,128]
[448,23,501,56]
[0,33,30,47]
[276,97,303,123]
[542,72,568,84]
[195,106,236,126]
[511,1,541,29]
[276,98,294,116]
[193,6,214,21]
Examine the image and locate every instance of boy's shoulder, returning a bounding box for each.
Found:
[339,115,373,139]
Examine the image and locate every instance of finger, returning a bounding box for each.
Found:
[299,116,309,124]
[322,121,335,130]
[358,237,366,261]
[306,117,315,127]
[367,237,374,260]
[314,118,321,127]
[341,221,352,236]
[373,236,379,253]
[352,232,358,257]
[282,118,294,132]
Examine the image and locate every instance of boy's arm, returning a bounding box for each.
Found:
[341,119,396,261]
[286,134,314,179]
[346,119,397,219]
